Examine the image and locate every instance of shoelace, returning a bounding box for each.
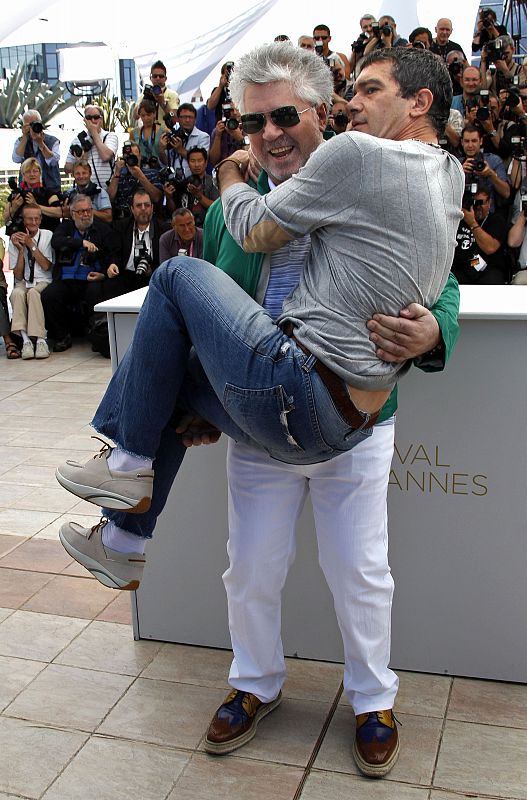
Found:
[90,435,113,460]
[91,516,108,535]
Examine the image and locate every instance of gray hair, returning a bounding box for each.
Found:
[69,193,93,210]
[23,109,42,123]
[500,34,515,49]
[360,14,376,24]
[229,42,333,113]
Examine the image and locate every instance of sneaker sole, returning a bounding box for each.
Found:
[204,693,282,755]
[55,468,151,513]
[59,529,141,591]
[352,735,400,778]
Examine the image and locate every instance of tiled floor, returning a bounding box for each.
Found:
[0,339,526,799]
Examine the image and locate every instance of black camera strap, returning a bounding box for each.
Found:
[26,231,41,284]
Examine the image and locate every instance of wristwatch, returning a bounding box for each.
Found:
[31,245,37,252]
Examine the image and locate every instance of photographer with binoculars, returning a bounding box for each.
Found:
[3,158,61,235]
[65,105,119,190]
[12,110,61,193]
[108,142,163,219]
[160,104,209,179]
[135,61,179,126]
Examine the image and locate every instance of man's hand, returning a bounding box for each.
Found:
[164,182,176,197]
[107,264,119,278]
[24,193,39,208]
[10,232,26,250]
[215,120,226,135]
[175,413,222,447]
[87,271,105,281]
[367,304,441,362]
[84,119,99,138]
[462,207,477,227]
[129,165,145,181]
[462,158,475,173]
[187,183,202,198]
[21,122,31,138]
[83,241,98,253]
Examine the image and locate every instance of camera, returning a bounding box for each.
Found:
[5,218,26,237]
[503,87,521,108]
[134,239,152,277]
[482,10,494,29]
[472,152,487,172]
[476,106,490,121]
[485,37,505,63]
[57,246,77,266]
[512,136,526,161]
[143,84,162,101]
[187,175,202,189]
[79,248,98,268]
[331,110,348,129]
[224,61,234,77]
[159,166,187,192]
[164,111,178,130]
[381,24,392,36]
[371,22,380,36]
[226,118,239,131]
[70,130,93,158]
[448,59,463,79]
[521,192,527,213]
[66,183,101,200]
[168,126,189,149]
[122,142,139,168]
[30,121,44,134]
[351,32,368,52]
[142,156,160,170]
[315,38,324,56]
[462,177,478,210]
[479,89,490,106]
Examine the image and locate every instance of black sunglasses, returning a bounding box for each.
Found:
[85,114,101,121]
[241,105,311,135]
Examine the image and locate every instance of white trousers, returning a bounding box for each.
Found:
[224,421,399,714]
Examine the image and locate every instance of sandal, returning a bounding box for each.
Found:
[5,342,21,359]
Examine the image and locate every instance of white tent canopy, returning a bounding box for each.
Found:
[0,0,482,100]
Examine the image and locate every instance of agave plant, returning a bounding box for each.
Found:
[0,63,78,128]
[88,92,137,134]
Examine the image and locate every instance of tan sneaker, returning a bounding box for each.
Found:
[59,518,145,590]
[56,439,154,513]
[35,340,50,359]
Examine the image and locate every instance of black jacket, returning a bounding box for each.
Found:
[51,218,118,279]
[111,216,168,271]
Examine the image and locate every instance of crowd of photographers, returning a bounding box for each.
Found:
[2,12,527,361]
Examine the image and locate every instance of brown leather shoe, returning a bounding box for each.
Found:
[204,689,282,754]
[353,709,400,777]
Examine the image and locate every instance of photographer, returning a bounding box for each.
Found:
[130,99,167,165]
[328,100,350,134]
[209,104,245,166]
[331,62,353,102]
[362,15,408,57]
[451,66,482,116]
[135,61,179,125]
[480,35,522,95]
[459,124,510,210]
[158,207,203,261]
[472,8,506,54]
[408,27,432,50]
[507,182,527,283]
[165,147,218,227]
[298,35,314,51]
[446,51,467,97]
[349,15,376,75]
[313,23,351,77]
[65,105,118,190]
[42,194,117,351]
[161,104,209,179]
[45,162,112,224]
[431,18,466,61]
[8,206,53,359]
[12,110,61,193]
[103,189,164,300]
[3,158,61,234]
[452,188,507,284]
[203,62,236,135]
[107,142,163,218]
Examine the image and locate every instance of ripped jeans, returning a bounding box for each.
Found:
[92,257,372,538]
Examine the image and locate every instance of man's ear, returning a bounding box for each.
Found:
[316,103,329,131]
[411,88,434,118]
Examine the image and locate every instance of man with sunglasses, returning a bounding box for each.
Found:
[56,44,460,779]
[135,60,180,126]
[65,105,118,190]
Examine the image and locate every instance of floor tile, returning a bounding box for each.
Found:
[0,608,13,624]
[0,465,58,487]
[61,559,95,578]
[0,484,33,507]
[0,379,36,399]
[22,574,116,618]
[98,677,225,749]
[0,508,60,535]
[96,592,133,624]
[22,448,97,467]
[282,657,343,702]
[218,697,332,767]
[0,534,26,557]
[11,486,81,513]
[5,663,133,731]
[55,620,161,675]
[393,670,452,718]
[141,643,233,687]
[0,567,55,609]
[430,794,490,800]
[42,736,189,800]
[434,719,527,798]
[315,707,442,786]
[168,752,303,800]
[0,654,46,712]
[0,716,87,799]
[0,538,73,573]
[0,610,88,661]
[8,430,83,448]
[300,771,429,800]
[448,676,527,728]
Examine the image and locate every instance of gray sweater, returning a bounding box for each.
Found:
[223,132,464,391]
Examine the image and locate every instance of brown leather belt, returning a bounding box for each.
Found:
[283,324,379,430]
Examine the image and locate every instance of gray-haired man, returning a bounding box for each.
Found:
[12,110,61,193]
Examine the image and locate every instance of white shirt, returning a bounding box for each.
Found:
[125,225,153,272]
[9,229,54,286]
[65,129,119,189]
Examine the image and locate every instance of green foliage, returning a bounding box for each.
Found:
[0,184,10,223]
[91,92,137,133]
[0,63,78,128]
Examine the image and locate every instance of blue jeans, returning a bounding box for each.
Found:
[93,257,372,537]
